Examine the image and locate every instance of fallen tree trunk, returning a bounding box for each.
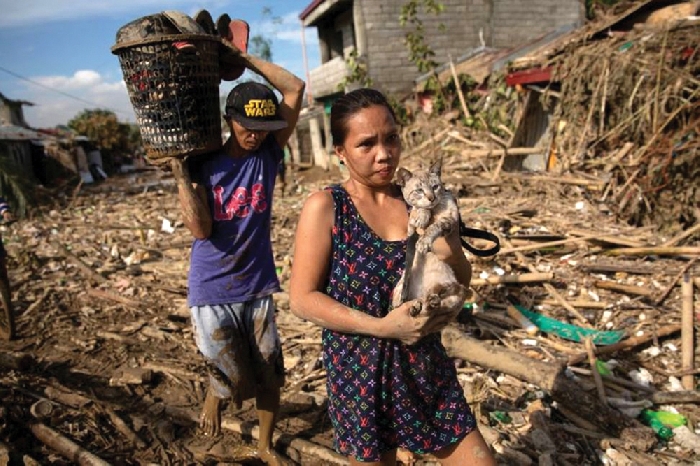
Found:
[441,327,656,450]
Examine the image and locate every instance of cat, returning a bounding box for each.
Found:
[392,158,471,317]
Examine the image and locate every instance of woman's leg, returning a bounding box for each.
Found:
[433,429,497,466]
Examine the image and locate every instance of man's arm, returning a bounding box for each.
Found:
[171,159,212,239]
[241,53,305,149]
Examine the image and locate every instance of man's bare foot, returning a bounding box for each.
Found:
[258,447,294,466]
[199,387,223,436]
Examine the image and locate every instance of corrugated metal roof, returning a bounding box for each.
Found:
[299,0,326,20]
[0,125,44,141]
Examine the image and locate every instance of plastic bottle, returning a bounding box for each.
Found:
[640,409,676,440]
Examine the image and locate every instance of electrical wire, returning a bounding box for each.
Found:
[0,64,133,117]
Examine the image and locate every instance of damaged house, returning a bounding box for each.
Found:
[296,0,585,167]
[0,92,44,183]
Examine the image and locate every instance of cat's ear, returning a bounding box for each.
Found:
[430,157,443,177]
[395,167,412,186]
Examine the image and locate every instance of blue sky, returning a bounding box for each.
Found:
[0,1,320,128]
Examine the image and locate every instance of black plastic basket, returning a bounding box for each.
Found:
[112,20,222,163]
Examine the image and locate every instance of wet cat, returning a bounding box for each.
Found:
[392,158,471,317]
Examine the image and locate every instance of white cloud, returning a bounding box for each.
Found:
[34,70,102,90]
[18,70,135,128]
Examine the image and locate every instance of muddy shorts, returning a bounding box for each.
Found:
[191,296,285,402]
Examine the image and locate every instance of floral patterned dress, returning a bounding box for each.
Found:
[322,185,476,462]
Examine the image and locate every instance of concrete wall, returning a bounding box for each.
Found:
[355,0,582,97]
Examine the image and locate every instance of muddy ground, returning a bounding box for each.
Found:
[0,159,697,465]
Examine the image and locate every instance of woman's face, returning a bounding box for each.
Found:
[336,105,401,187]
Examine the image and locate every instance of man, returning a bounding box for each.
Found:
[172,51,304,466]
[0,197,14,340]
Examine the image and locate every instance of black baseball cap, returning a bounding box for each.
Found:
[224,82,288,131]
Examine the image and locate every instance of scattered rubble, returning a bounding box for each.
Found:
[0,2,697,465]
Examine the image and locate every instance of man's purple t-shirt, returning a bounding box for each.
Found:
[187,134,283,307]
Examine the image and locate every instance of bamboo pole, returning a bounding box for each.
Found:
[594,280,655,297]
[605,247,700,257]
[654,258,698,306]
[681,273,695,390]
[459,147,542,159]
[500,235,599,254]
[568,324,681,366]
[662,223,700,247]
[470,272,554,286]
[505,304,538,335]
[584,337,607,405]
[448,54,471,120]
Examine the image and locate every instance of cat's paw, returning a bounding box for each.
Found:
[413,209,431,229]
[416,237,432,254]
[425,293,441,313]
[409,301,422,317]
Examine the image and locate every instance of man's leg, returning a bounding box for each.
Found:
[256,382,281,465]
[250,296,287,465]
[191,304,252,437]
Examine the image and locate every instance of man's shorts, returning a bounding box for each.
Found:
[191,296,285,402]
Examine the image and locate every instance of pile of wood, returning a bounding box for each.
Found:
[550,20,699,231]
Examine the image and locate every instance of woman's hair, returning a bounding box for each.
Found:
[330,88,397,146]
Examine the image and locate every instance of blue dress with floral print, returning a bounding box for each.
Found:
[322,185,476,462]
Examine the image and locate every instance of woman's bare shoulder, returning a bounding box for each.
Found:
[300,189,335,221]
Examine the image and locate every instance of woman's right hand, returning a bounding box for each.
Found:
[381,300,454,346]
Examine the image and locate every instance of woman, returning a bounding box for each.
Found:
[289,88,495,465]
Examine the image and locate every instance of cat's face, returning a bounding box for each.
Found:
[396,163,444,209]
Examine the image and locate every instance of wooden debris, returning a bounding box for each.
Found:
[163,405,347,465]
[584,337,608,405]
[109,367,153,387]
[605,247,700,257]
[442,327,655,449]
[594,280,655,297]
[568,324,682,366]
[29,422,112,466]
[651,391,700,405]
[681,273,695,390]
[471,272,553,286]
